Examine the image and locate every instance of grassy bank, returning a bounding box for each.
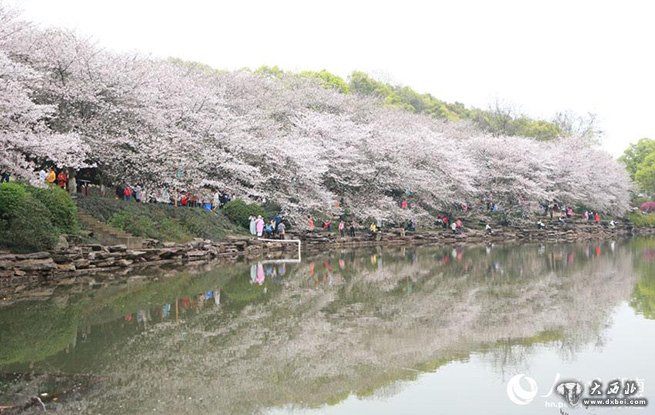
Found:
[3,182,653,253]
[75,196,249,243]
[0,184,280,251]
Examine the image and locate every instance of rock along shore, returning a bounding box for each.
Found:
[1,221,654,294]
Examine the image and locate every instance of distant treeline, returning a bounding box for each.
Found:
[248,65,588,141]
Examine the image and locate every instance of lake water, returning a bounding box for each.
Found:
[1,238,654,415]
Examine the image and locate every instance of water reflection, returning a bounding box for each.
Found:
[122,289,221,328]
[0,239,654,414]
[630,238,655,320]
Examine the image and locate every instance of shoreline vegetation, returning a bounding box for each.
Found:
[1,183,654,297]
[3,182,653,255]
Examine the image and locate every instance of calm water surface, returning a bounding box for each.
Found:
[1,238,654,415]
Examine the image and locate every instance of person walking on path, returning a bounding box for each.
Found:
[255,215,265,237]
[123,185,132,202]
[594,212,600,224]
[46,168,56,186]
[265,221,274,238]
[274,212,283,229]
[435,215,443,227]
[249,216,257,236]
[369,222,377,236]
[56,170,68,189]
[277,221,286,239]
[134,184,142,203]
[338,221,345,237]
[308,215,315,231]
[349,221,355,237]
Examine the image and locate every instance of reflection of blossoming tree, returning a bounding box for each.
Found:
[23,241,633,415]
[0,6,631,218]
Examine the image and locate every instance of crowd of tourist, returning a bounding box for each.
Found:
[301,196,614,240]
[33,167,70,189]
[0,166,622,241]
[113,184,234,211]
[249,213,286,239]
[536,203,604,228]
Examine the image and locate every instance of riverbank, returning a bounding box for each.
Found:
[2,219,654,297]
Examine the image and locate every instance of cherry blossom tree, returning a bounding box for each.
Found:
[0,5,632,219]
[0,49,88,180]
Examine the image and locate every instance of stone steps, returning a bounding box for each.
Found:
[77,212,143,249]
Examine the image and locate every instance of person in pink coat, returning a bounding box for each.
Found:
[255,215,265,237]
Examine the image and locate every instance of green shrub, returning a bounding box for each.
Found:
[4,195,58,252]
[628,212,655,228]
[222,199,266,229]
[0,183,77,252]
[0,182,28,220]
[31,186,78,234]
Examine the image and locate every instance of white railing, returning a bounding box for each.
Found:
[257,238,302,263]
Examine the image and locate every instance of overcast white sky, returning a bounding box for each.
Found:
[6,0,655,156]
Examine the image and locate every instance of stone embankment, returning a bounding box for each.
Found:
[1,220,653,292]
[0,238,296,291]
[302,221,653,250]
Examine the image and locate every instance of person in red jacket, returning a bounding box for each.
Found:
[56,170,68,189]
[123,186,132,202]
[594,212,600,224]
